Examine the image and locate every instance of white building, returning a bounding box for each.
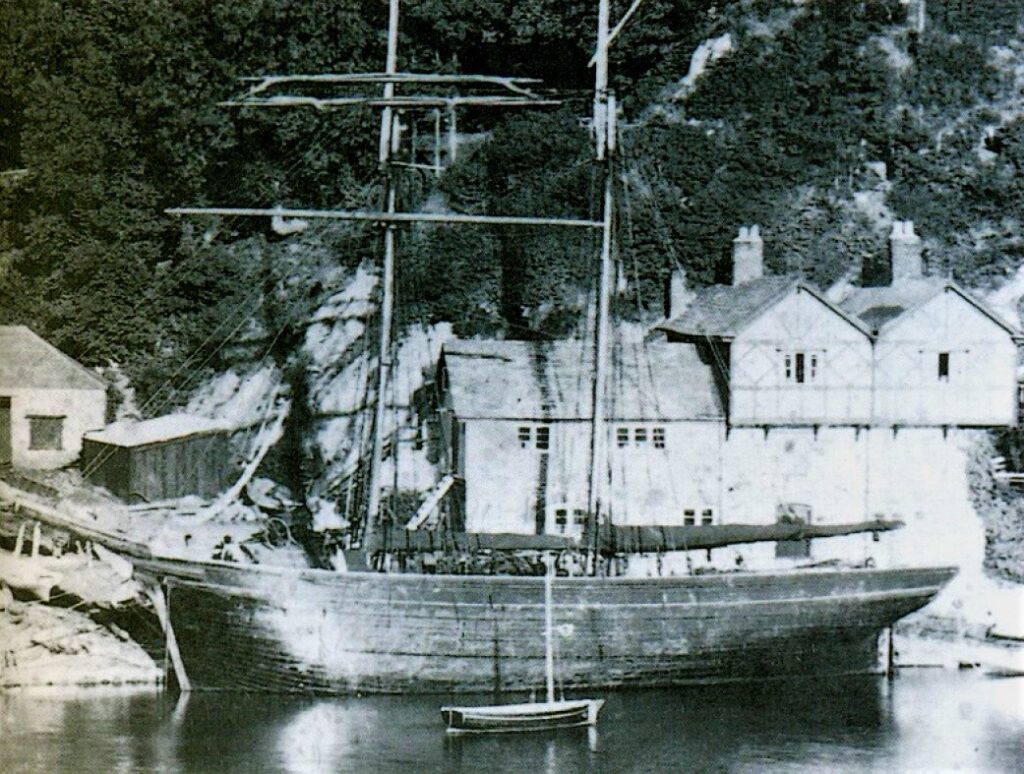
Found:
[437,221,1021,536]
[0,326,107,469]
[438,339,724,534]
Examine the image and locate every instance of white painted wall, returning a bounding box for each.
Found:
[730,287,873,425]
[873,291,1017,426]
[461,418,724,534]
[2,387,106,469]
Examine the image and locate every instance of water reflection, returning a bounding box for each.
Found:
[1,672,1021,773]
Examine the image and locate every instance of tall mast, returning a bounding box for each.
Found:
[586,0,615,550]
[544,569,555,703]
[365,0,401,543]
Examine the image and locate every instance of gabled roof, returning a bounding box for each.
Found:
[656,276,872,341]
[441,339,724,421]
[0,325,106,391]
[838,279,1021,338]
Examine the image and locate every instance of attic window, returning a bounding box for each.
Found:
[938,352,950,381]
[28,416,64,451]
[784,352,820,384]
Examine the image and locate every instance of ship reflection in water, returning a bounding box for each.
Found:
[1,672,1021,773]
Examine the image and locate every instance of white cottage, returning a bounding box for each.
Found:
[658,227,875,426]
[659,222,1021,429]
[0,326,107,469]
[836,221,1020,427]
[438,339,724,534]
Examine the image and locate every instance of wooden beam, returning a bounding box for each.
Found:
[241,72,542,97]
[221,95,560,110]
[147,583,191,693]
[166,206,604,229]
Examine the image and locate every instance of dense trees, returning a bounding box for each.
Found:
[2,1,1024,406]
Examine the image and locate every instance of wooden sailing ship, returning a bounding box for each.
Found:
[86,0,956,694]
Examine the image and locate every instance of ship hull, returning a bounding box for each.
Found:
[136,559,955,695]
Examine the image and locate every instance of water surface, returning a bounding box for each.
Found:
[1,671,1021,772]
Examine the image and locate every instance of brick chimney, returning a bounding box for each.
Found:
[732,225,763,285]
[890,220,923,284]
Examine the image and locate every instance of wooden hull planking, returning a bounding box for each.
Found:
[134,559,956,695]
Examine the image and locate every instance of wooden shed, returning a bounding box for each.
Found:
[81,414,233,502]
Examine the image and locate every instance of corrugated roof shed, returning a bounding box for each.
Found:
[442,339,724,421]
[0,325,106,390]
[84,414,229,448]
[656,276,798,340]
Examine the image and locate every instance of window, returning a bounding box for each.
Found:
[518,427,531,448]
[701,508,714,526]
[938,352,950,381]
[634,427,647,445]
[535,425,550,450]
[554,508,568,532]
[28,416,64,451]
[653,427,666,449]
[616,427,629,448]
[550,506,586,536]
[783,351,820,384]
[684,509,696,526]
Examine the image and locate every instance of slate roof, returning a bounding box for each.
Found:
[84,414,229,447]
[656,276,797,340]
[441,339,724,421]
[656,276,871,341]
[0,326,106,390]
[837,279,1020,337]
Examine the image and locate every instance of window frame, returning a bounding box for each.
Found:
[28,415,65,451]
[535,425,550,451]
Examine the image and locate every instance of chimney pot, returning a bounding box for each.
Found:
[666,267,692,318]
[890,219,923,284]
[732,224,764,285]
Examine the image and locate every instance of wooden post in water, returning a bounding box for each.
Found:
[886,626,897,681]
[148,584,191,693]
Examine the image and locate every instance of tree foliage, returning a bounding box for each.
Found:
[2,0,1024,407]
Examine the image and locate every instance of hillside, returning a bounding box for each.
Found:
[4,1,1024,557]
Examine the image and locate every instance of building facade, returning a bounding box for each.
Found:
[0,326,107,469]
[438,340,724,534]
[438,222,1021,535]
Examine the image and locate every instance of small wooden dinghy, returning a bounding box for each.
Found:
[442,698,604,734]
[442,569,605,734]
